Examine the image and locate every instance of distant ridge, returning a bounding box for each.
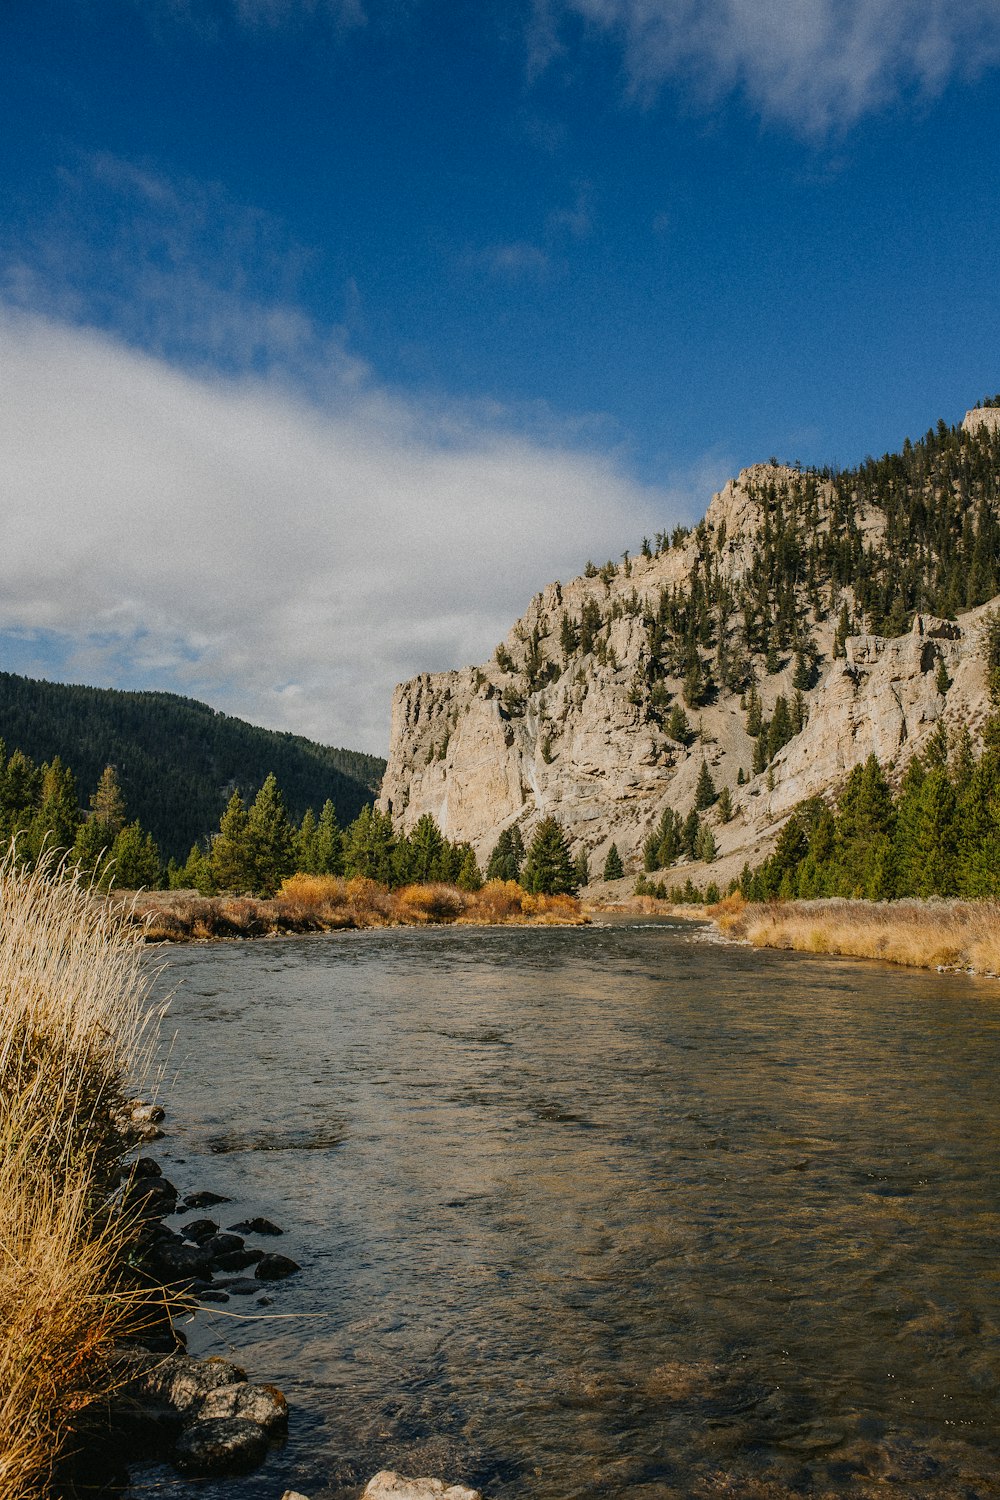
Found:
[0,672,385,861]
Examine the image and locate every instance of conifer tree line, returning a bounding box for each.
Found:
[0,670,383,861]
[0,740,586,899]
[742,614,1000,901]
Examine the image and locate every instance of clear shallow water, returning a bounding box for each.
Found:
[129,921,1000,1500]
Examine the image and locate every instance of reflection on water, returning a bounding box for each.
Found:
[131,921,1000,1500]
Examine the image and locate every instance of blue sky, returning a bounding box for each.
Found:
[2,1,999,751]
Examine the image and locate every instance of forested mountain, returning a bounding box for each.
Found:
[380,401,1000,887]
[0,673,384,861]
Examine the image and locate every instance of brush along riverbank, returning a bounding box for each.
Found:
[710,894,1000,977]
[585,890,1000,978]
[0,854,164,1498]
[118,875,587,941]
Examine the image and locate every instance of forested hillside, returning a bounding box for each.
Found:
[0,673,384,861]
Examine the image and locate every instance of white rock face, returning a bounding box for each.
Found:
[379,453,996,885]
[962,406,1000,437]
[362,1472,482,1500]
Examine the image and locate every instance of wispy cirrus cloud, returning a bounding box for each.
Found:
[532,0,1000,134]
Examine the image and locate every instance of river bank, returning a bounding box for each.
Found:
[115,877,586,942]
[588,889,1000,978]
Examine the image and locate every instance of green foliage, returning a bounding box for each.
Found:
[109,820,163,889]
[0,670,383,861]
[456,846,483,892]
[521,817,578,895]
[602,843,624,881]
[743,731,1000,900]
[486,825,525,882]
[573,849,590,888]
[666,703,693,745]
[694,760,717,810]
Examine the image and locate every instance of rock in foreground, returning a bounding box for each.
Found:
[362,1471,482,1500]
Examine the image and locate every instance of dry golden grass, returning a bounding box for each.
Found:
[0,854,160,1497]
[128,876,585,938]
[710,895,1000,976]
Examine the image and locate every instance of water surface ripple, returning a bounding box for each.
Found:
[132,920,1000,1500]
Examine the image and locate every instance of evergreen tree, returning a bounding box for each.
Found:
[486,826,525,882]
[173,842,215,894]
[716,785,733,823]
[295,807,319,872]
[573,849,590,889]
[907,768,958,897]
[694,760,717,809]
[109,820,163,889]
[343,805,396,883]
[694,824,717,863]
[456,845,483,892]
[408,813,447,883]
[24,757,80,862]
[666,704,693,745]
[521,817,577,895]
[602,843,624,881]
[210,791,252,892]
[681,808,700,857]
[314,800,344,875]
[91,765,127,838]
[243,773,296,896]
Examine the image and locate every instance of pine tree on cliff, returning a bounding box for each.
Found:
[694,760,717,810]
[603,843,624,881]
[521,817,577,895]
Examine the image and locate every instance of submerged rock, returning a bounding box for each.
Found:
[181,1189,231,1208]
[362,1472,482,1500]
[229,1216,284,1235]
[255,1251,300,1280]
[173,1416,269,1475]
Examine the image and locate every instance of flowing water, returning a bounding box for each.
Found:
[129,919,1000,1500]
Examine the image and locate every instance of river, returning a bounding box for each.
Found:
[128,918,1000,1500]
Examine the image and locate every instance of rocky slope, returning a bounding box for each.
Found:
[379,409,999,886]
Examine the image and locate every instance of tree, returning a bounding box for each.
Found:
[694,760,717,810]
[343,805,395,883]
[666,704,693,745]
[716,786,733,823]
[486,826,524,882]
[314,800,343,876]
[210,791,252,892]
[173,842,215,894]
[407,813,447,883]
[521,817,577,895]
[694,825,717,863]
[456,846,483,892]
[243,773,296,896]
[603,843,624,881]
[573,849,590,889]
[109,821,162,889]
[295,807,319,872]
[91,766,127,838]
[24,757,80,862]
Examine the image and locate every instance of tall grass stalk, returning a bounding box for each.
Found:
[0,852,162,1498]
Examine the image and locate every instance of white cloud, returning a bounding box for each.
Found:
[481,242,552,278]
[0,306,696,754]
[537,0,1000,134]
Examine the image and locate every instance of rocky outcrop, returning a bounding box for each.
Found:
[380,425,997,886]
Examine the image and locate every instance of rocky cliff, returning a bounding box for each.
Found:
[379,408,999,886]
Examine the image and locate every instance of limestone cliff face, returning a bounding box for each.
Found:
[379,418,997,883]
